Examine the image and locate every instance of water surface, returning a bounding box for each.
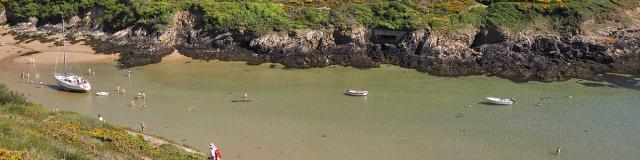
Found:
[1,59,639,160]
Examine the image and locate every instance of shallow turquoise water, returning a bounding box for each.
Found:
[1,59,639,159]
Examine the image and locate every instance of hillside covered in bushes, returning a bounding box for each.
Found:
[2,0,635,35]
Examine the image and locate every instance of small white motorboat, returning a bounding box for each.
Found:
[485,97,515,105]
[95,91,109,96]
[345,89,368,96]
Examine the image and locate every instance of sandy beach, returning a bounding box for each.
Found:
[1,26,191,65]
[161,50,190,62]
[0,26,115,64]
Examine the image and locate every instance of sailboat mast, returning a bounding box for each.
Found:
[54,21,60,74]
[62,19,67,76]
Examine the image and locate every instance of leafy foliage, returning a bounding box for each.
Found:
[194,2,291,35]
[343,1,428,30]
[3,0,178,31]
[288,6,330,29]
[0,84,25,105]
[0,0,632,34]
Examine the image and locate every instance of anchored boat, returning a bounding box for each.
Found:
[54,19,91,92]
[95,91,109,96]
[485,97,515,105]
[345,89,368,96]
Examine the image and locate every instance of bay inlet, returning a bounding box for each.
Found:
[1,59,639,159]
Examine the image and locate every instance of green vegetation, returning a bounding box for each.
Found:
[195,2,291,34]
[2,0,180,31]
[0,84,204,159]
[340,1,428,30]
[480,0,624,32]
[0,0,633,34]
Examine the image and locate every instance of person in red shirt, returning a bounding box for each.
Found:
[209,143,222,160]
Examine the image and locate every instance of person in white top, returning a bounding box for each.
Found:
[209,143,221,160]
[98,114,105,122]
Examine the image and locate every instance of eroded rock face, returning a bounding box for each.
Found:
[477,29,640,80]
[0,12,6,24]
[7,11,640,81]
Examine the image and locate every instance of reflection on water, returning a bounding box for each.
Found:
[1,60,640,160]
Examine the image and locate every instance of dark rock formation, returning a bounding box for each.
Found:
[477,30,640,80]
[6,11,640,81]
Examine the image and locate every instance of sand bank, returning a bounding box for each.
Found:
[0,27,116,64]
[1,26,192,66]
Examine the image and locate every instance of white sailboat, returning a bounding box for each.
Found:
[54,19,91,92]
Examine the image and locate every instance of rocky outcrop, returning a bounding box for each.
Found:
[478,29,640,80]
[0,11,6,24]
[6,11,640,81]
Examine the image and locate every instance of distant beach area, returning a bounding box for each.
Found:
[0,26,188,65]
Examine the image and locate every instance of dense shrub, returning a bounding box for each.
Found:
[0,84,26,105]
[288,6,330,29]
[2,0,178,31]
[0,0,631,34]
[339,1,428,30]
[195,2,291,35]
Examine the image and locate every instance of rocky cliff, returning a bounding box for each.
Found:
[6,9,640,81]
[0,11,6,25]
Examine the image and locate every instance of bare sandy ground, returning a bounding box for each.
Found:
[161,50,190,62]
[0,26,116,64]
[1,26,192,65]
[1,26,191,65]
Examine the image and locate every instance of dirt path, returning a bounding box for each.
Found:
[125,131,205,156]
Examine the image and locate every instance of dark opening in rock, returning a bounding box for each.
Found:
[371,30,406,44]
[471,27,505,47]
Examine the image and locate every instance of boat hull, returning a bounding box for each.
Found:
[55,75,91,92]
[485,97,514,105]
[345,90,368,96]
